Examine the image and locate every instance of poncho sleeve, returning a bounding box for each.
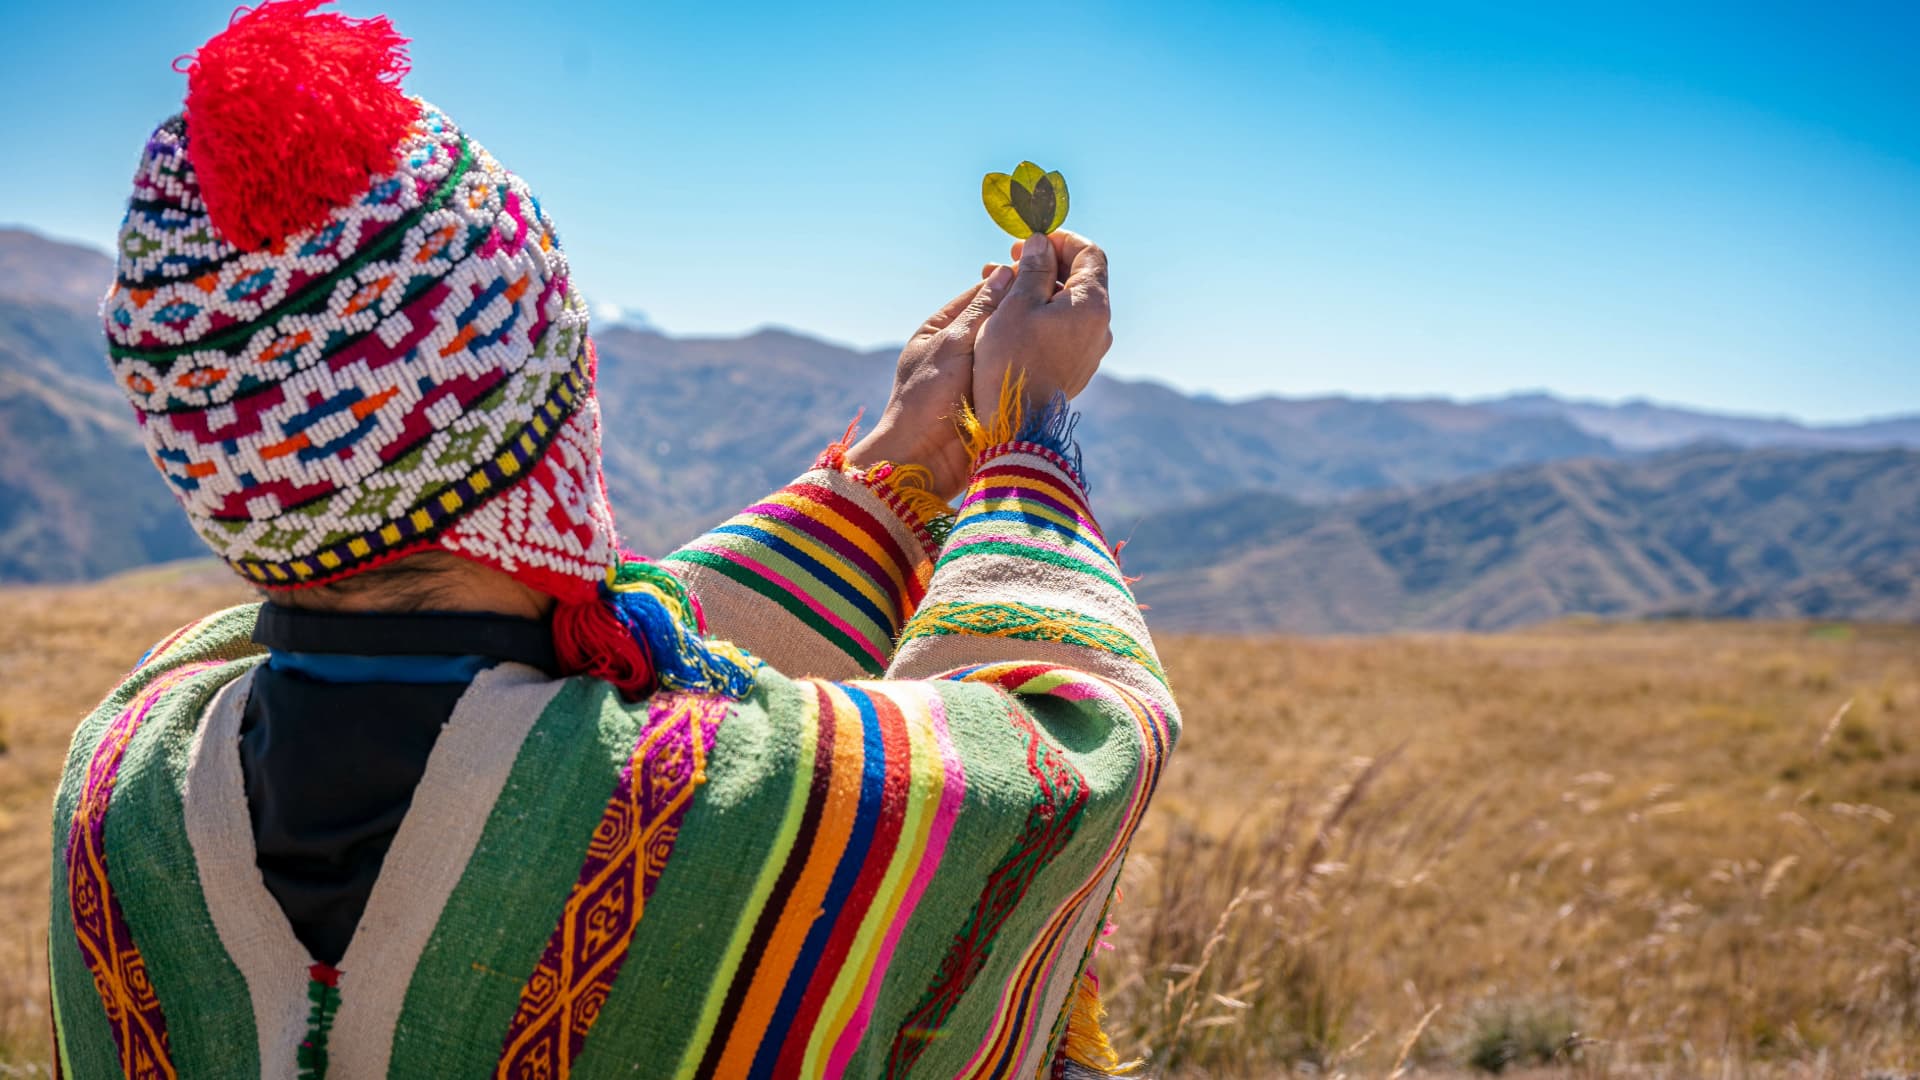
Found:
[667,398,1177,1076]
[660,401,1171,714]
[884,404,1172,717]
[658,436,953,680]
[865,401,1178,1076]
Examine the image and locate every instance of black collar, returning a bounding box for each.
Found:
[252,604,558,675]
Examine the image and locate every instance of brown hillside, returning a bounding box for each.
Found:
[1126,445,1920,633]
[0,227,112,312]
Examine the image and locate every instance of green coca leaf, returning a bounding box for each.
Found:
[982,161,1070,238]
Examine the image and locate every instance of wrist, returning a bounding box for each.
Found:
[959,377,1087,493]
[844,416,971,500]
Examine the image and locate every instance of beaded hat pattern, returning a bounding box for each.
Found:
[105,0,619,605]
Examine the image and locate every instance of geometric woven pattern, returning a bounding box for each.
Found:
[902,601,1166,687]
[496,691,730,1078]
[65,661,222,1080]
[437,365,618,599]
[105,102,617,598]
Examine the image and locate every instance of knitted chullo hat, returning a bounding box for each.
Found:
[107,0,752,699]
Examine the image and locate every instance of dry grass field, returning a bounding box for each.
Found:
[1,572,1916,1076]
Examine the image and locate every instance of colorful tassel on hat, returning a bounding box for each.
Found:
[552,559,758,702]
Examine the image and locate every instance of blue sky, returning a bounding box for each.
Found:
[2,1,1915,422]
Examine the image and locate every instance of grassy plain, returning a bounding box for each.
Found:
[0,574,1915,1076]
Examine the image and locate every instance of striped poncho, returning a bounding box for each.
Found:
[49,423,1179,1079]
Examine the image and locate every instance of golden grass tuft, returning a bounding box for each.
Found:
[0,575,1915,1076]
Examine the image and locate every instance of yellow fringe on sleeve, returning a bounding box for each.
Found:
[812,411,957,540]
[959,369,1030,461]
[1057,970,1141,1076]
[862,461,955,530]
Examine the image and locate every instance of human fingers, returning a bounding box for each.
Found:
[1048,231,1099,277]
[947,264,1015,338]
[1009,232,1058,305]
[1010,235,1079,285]
[920,277,992,333]
[1054,237,1110,310]
[981,262,1012,280]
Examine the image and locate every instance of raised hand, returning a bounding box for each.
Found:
[845,230,1110,499]
[844,266,1016,499]
[972,229,1112,424]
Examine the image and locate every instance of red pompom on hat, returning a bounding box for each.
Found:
[178,0,417,251]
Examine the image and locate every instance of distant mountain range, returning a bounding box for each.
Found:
[0,228,114,310]
[587,327,1626,537]
[1481,391,1920,452]
[2,225,1916,631]
[1119,446,1920,632]
[0,294,206,581]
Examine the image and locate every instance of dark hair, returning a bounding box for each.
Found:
[261,551,472,613]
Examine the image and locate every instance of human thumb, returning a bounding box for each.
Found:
[1011,231,1056,304]
[948,264,1015,341]
[976,263,1015,313]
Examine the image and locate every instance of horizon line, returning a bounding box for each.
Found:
[5,221,1914,431]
